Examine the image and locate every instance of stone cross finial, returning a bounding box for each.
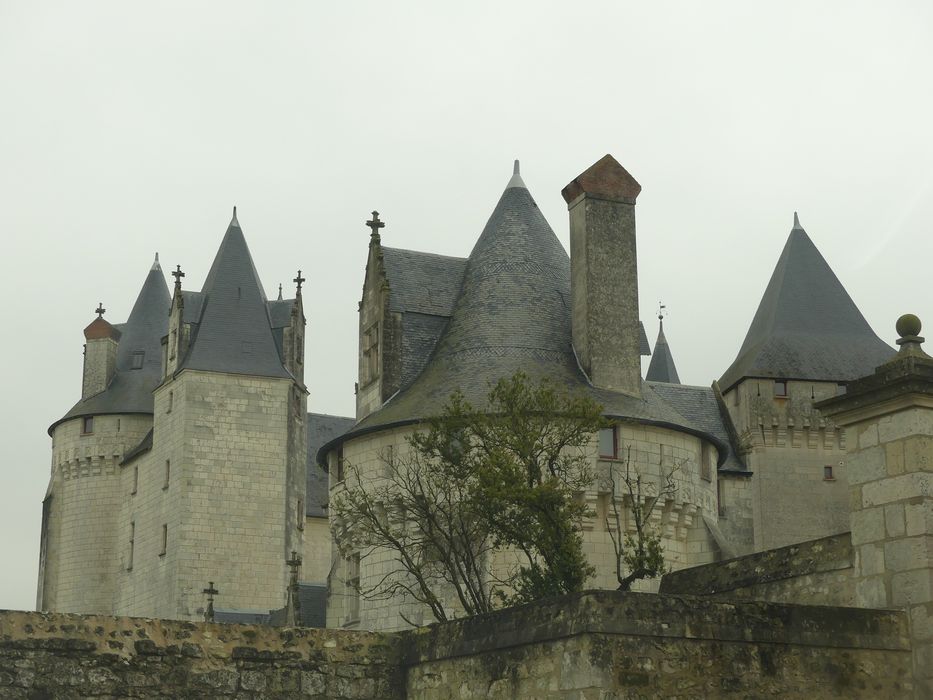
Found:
[293,270,306,295]
[172,265,185,289]
[202,581,219,622]
[286,551,302,582]
[95,303,106,319]
[366,211,385,238]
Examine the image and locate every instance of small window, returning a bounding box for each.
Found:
[346,553,361,624]
[167,391,173,413]
[131,351,145,369]
[773,380,788,398]
[127,521,135,570]
[160,524,167,556]
[336,447,345,482]
[297,499,304,529]
[824,465,835,481]
[701,445,712,481]
[169,329,177,360]
[598,427,618,459]
[132,465,138,495]
[82,416,94,434]
[116,418,121,433]
[717,480,726,517]
[163,460,170,490]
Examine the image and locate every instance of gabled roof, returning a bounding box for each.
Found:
[180,214,291,379]
[719,214,894,392]
[50,258,171,433]
[320,164,729,464]
[646,320,680,384]
[381,247,467,317]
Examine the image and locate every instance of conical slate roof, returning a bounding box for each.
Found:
[342,164,729,461]
[646,320,681,384]
[719,214,894,392]
[50,257,171,433]
[180,212,291,379]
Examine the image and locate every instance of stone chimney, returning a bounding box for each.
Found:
[817,314,933,696]
[562,154,642,397]
[82,306,121,398]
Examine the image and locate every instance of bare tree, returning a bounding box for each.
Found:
[604,445,679,591]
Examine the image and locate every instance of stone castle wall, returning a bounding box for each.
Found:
[659,531,856,607]
[0,591,914,699]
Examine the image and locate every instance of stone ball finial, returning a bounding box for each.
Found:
[896,314,922,339]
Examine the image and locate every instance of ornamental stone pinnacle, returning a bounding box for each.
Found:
[172,265,185,290]
[293,270,306,295]
[366,211,385,239]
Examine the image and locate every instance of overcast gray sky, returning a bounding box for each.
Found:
[2,1,931,611]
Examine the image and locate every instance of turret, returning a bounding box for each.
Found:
[82,304,121,398]
[646,309,681,384]
[562,154,643,398]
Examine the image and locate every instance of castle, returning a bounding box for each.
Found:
[38,154,896,631]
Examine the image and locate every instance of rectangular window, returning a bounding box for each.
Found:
[160,524,167,556]
[167,391,173,413]
[127,522,135,570]
[131,351,145,369]
[131,465,138,495]
[598,427,618,459]
[163,460,170,490]
[82,416,94,435]
[774,380,788,397]
[169,329,177,360]
[297,499,304,529]
[717,480,726,517]
[116,418,121,432]
[824,465,835,480]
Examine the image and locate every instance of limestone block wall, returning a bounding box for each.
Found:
[328,422,720,630]
[724,378,849,550]
[42,414,153,614]
[302,517,331,584]
[659,531,856,607]
[404,591,912,699]
[0,609,403,699]
[715,473,755,555]
[117,371,300,620]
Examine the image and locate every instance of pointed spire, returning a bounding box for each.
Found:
[230,206,240,229]
[646,312,681,384]
[277,283,283,301]
[505,159,526,190]
[793,212,803,230]
[151,252,161,270]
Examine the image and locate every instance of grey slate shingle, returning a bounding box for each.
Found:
[719,217,894,392]
[180,214,291,379]
[646,321,680,384]
[50,261,171,433]
[320,171,730,464]
[306,413,355,517]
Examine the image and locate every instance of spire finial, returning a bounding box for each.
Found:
[657,302,667,322]
[277,283,283,301]
[230,206,239,228]
[513,159,520,175]
[95,302,106,319]
[793,212,802,230]
[172,265,185,290]
[506,159,527,189]
[366,211,385,239]
[151,252,161,270]
[293,270,306,296]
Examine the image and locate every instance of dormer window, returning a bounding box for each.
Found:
[131,351,145,369]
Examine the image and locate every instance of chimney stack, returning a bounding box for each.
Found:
[82,315,121,398]
[562,154,642,397]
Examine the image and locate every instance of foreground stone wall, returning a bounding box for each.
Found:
[0,591,916,698]
[0,610,403,699]
[659,531,856,606]
[405,591,912,699]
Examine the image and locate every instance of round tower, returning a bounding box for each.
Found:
[38,258,169,614]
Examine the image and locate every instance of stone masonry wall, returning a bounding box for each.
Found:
[1,591,915,699]
[0,609,403,699]
[405,590,912,699]
[659,531,856,606]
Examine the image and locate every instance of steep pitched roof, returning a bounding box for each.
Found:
[50,257,171,433]
[381,247,467,317]
[180,213,291,379]
[321,164,728,463]
[646,320,681,384]
[719,214,894,392]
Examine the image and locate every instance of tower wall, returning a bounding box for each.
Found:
[117,370,303,620]
[41,414,152,614]
[723,378,849,551]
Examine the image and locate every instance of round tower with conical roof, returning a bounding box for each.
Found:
[39,257,170,614]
